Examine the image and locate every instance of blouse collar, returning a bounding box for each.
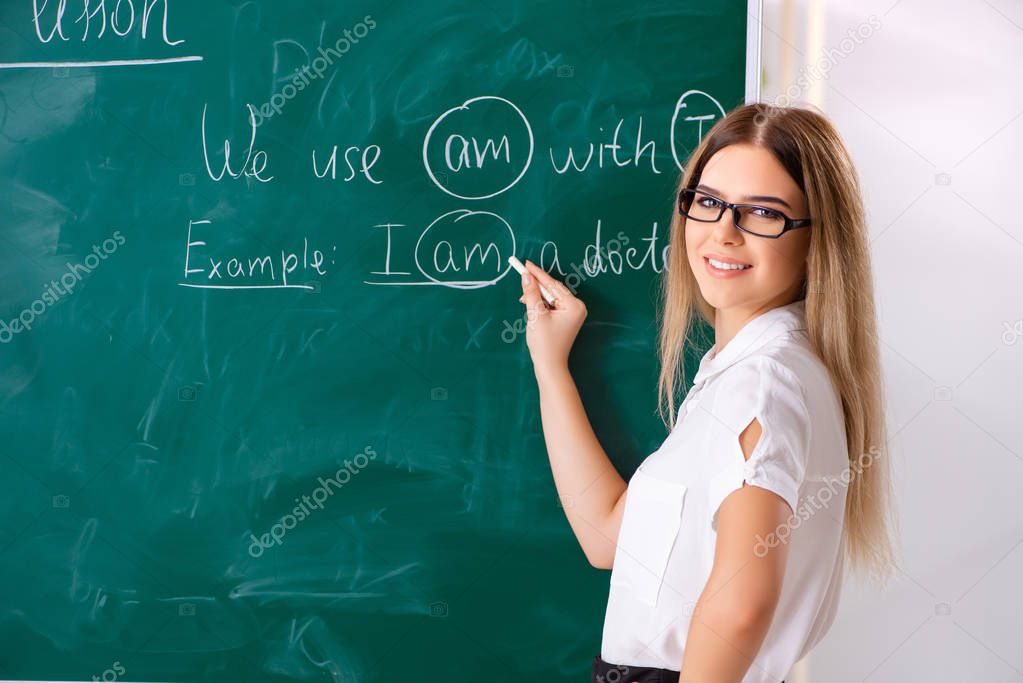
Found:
[691,299,808,387]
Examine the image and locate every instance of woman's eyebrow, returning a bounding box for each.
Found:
[696,183,793,211]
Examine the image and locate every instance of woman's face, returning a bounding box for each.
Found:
[684,143,811,312]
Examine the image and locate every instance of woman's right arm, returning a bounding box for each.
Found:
[518,260,628,569]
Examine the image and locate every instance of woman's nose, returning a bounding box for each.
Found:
[710,209,743,241]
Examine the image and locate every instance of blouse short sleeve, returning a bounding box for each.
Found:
[706,355,812,531]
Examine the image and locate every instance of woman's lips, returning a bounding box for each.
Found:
[704,256,754,279]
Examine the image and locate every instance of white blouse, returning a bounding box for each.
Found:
[600,299,849,682]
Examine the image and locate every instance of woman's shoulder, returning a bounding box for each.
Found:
[735,330,836,403]
[709,331,844,442]
[736,331,851,472]
[709,334,813,403]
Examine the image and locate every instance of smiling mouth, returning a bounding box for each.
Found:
[705,256,753,271]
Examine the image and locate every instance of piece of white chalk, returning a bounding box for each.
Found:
[508,256,557,306]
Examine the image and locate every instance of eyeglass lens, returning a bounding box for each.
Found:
[681,189,786,236]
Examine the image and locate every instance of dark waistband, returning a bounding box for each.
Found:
[592,655,785,683]
[592,654,679,683]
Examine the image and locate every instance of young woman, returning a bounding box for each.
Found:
[516,103,898,683]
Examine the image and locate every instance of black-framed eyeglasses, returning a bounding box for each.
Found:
[678,187,811,239]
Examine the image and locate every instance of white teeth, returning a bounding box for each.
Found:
[708,257,751,271]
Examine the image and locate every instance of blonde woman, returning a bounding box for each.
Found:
[517,103,898,683]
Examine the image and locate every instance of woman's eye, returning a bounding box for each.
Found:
[697,197,720,208]
[752,206,781,218]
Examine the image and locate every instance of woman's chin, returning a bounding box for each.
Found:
[698,283,753,310]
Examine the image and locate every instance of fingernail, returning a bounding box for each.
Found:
[522,272,532,284]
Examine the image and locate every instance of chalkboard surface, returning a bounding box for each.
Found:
[0,1,749,680]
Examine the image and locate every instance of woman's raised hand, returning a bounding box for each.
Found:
[517,259,587,377]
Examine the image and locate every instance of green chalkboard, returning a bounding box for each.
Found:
[0,1,751,680]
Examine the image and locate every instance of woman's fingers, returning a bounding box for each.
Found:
[524,260,577,308]
[519,271,547,316]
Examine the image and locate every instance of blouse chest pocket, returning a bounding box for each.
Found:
[609,468,688,607]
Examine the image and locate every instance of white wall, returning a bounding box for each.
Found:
[759,0,1023,681]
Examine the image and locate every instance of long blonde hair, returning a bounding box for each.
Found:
[657,103,899,587]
